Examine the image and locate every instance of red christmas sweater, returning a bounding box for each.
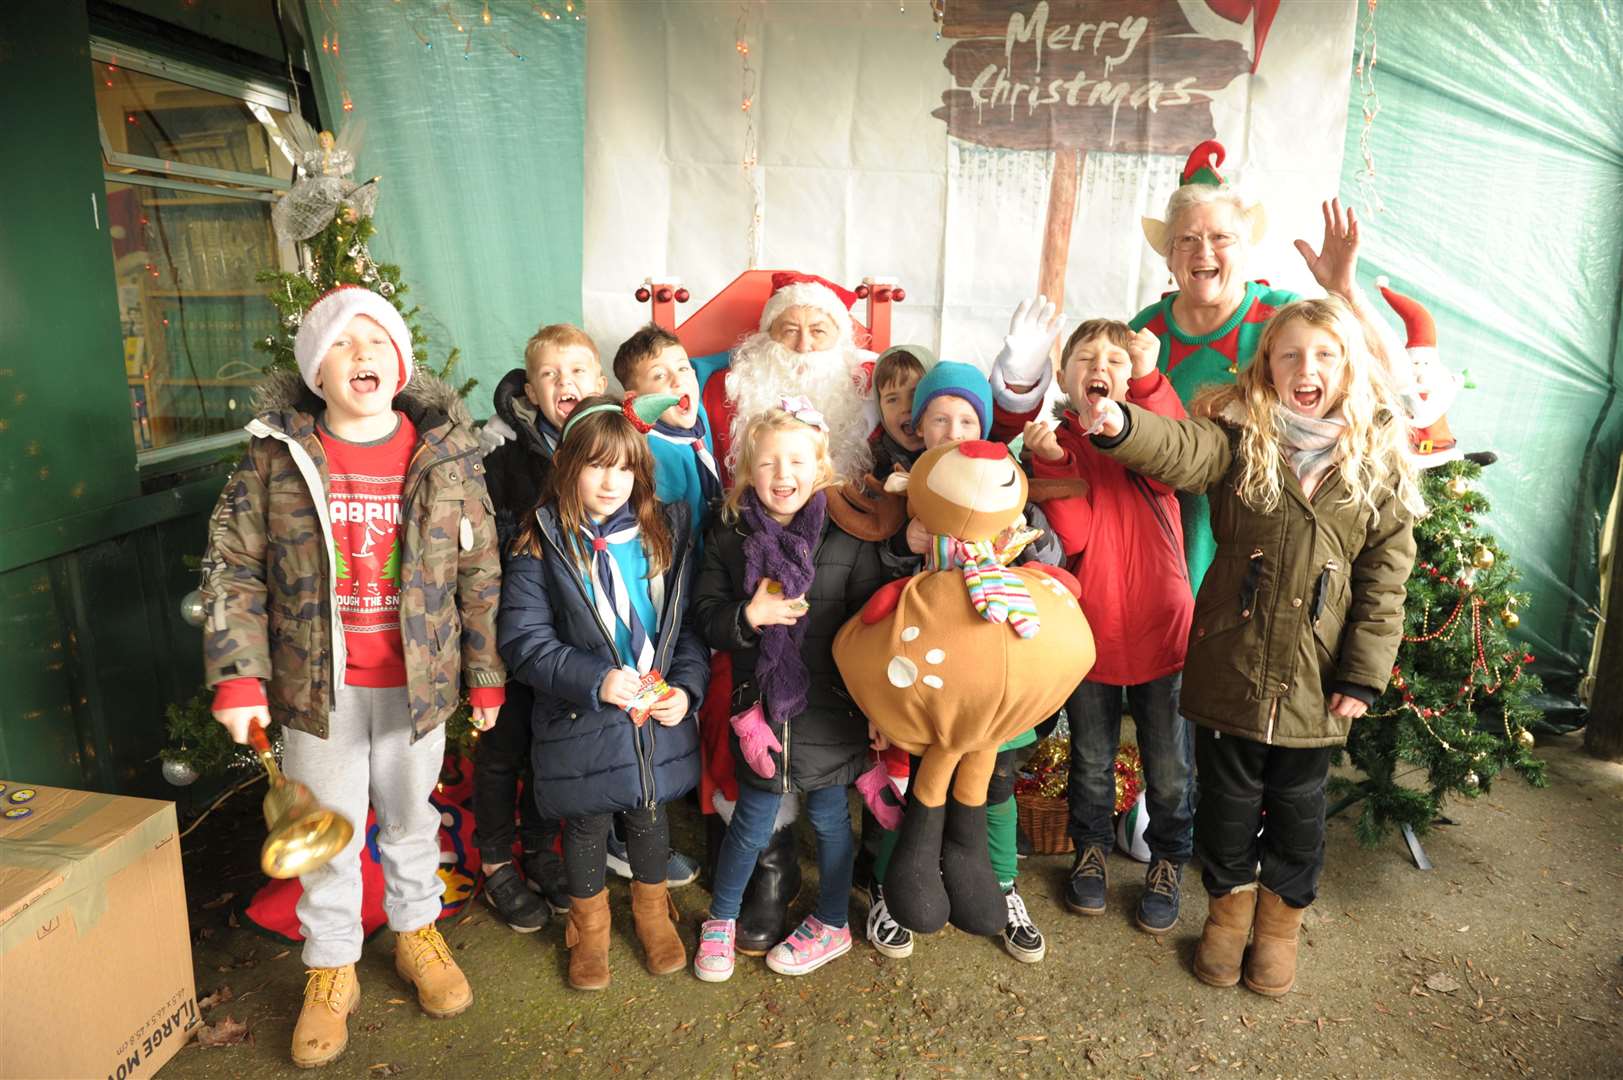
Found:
[1015,371,1195,686]
[213,414,500,712]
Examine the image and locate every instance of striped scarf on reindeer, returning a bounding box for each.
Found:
[924,522,1043,639]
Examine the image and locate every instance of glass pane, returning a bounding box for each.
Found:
[108,181,286,451]
[93,59,296,184]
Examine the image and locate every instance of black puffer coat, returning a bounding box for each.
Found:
[483,367,556,555]
[692,513,886,795]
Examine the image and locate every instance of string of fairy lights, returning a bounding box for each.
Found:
[1353,0,1383,214]
[305,0,584,114]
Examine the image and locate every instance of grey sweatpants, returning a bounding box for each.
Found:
[282,683,446,968]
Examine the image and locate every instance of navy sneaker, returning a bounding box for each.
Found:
[604,830,701,888]
[1136,858,1182,934]
[1064,844,1108,916]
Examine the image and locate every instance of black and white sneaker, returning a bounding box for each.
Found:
[1001,886,1046,963]
[521,849,571,915]
[483,862,547,932]
[604,830,701,888]
[866,885,914,959]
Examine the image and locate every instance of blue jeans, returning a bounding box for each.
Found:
[710,784,854,929]
[1066,673,1195,863]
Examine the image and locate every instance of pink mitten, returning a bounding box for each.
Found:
[855,762,904,831]
[729,702,782,779]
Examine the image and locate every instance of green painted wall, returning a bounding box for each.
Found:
[0,0,138,531]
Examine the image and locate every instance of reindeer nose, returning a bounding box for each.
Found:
[959,440,1004,460]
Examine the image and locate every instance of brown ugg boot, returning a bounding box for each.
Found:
[394,924,473,1018]
[631,880,687,976]
[1193,883,1258,988]
[290,964,359,1068]
[1244,887,1306,997]
[565,890,612,991]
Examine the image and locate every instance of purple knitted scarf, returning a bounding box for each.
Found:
[740,487,826,725]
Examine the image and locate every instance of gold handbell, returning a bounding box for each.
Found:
[249,722,355,879]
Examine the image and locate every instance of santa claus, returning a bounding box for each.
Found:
[696,271,878,485]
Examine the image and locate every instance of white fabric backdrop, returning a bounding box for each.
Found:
[583,0,1357,371]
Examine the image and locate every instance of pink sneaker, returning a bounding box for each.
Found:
[765,916,852,975]
[694,918,736,983]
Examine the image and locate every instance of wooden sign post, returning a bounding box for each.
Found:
[934,0,1254,360]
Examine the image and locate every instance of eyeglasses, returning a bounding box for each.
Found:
[1171,231,1239,253]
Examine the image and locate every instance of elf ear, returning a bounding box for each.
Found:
[1141,216,1171,257]
[883,471,911,494]
[1245,202,1267,245]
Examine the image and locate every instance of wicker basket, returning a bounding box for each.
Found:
[1015,791,1073,856]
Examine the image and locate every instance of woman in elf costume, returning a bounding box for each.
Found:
[1130,141,1377,593]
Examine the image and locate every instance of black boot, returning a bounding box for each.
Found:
[941,797,1006,936]
[885,798,949,935]
[703,813,726,891]
[735,825,801,956]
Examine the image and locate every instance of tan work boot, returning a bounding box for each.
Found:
[1244,887,1306,997]
[565,890,612,991]
[630,880,687,976]
[1194,882,1258,988]
[394,924,473,1017]
[290,964,359,1068]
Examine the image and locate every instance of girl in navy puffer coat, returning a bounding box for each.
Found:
[498,397,708,991]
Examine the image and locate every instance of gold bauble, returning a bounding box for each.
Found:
[1515,729,1535,750]
[1472,545,1495,569]
[1447,475,1471,498]
[1501,607,1520,629]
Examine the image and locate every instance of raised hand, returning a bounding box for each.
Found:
[1126,327,1161,379]
[992,295,1064,391]
[1293,198,1360,301]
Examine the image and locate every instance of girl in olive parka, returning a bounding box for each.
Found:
[1085,297,1420,999]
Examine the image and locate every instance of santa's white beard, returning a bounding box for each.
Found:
[725,335,874,481]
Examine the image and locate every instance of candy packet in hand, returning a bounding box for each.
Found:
[627,669,676,726]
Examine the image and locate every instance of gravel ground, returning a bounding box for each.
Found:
[159,729,1622,1079]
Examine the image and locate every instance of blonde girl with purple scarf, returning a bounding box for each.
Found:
[690,399,887,982]
[1083,296,1421,998]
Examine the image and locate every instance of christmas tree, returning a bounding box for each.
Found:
[1333,456,1549,845]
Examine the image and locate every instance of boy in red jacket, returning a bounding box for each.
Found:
[1020,320,1196,934]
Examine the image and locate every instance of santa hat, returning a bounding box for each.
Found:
[758,271,857,339]
[294,285,414,397]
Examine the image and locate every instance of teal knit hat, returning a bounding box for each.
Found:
[911,360,991,439]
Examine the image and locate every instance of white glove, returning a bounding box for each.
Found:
[477,415,515,457]
[990,295,1063,412]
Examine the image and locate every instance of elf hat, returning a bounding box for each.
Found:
[911,360,992,440]
[294,285,414,398]
[1141,140,1267,256]
[758,271,858,340]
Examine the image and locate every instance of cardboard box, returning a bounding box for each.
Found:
[0,781,198,1080]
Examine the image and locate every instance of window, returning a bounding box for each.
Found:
[92,39,303,463]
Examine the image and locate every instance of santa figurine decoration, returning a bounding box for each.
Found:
[1379,279,1465,467]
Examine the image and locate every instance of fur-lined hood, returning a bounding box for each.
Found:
[249,367,476,445]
